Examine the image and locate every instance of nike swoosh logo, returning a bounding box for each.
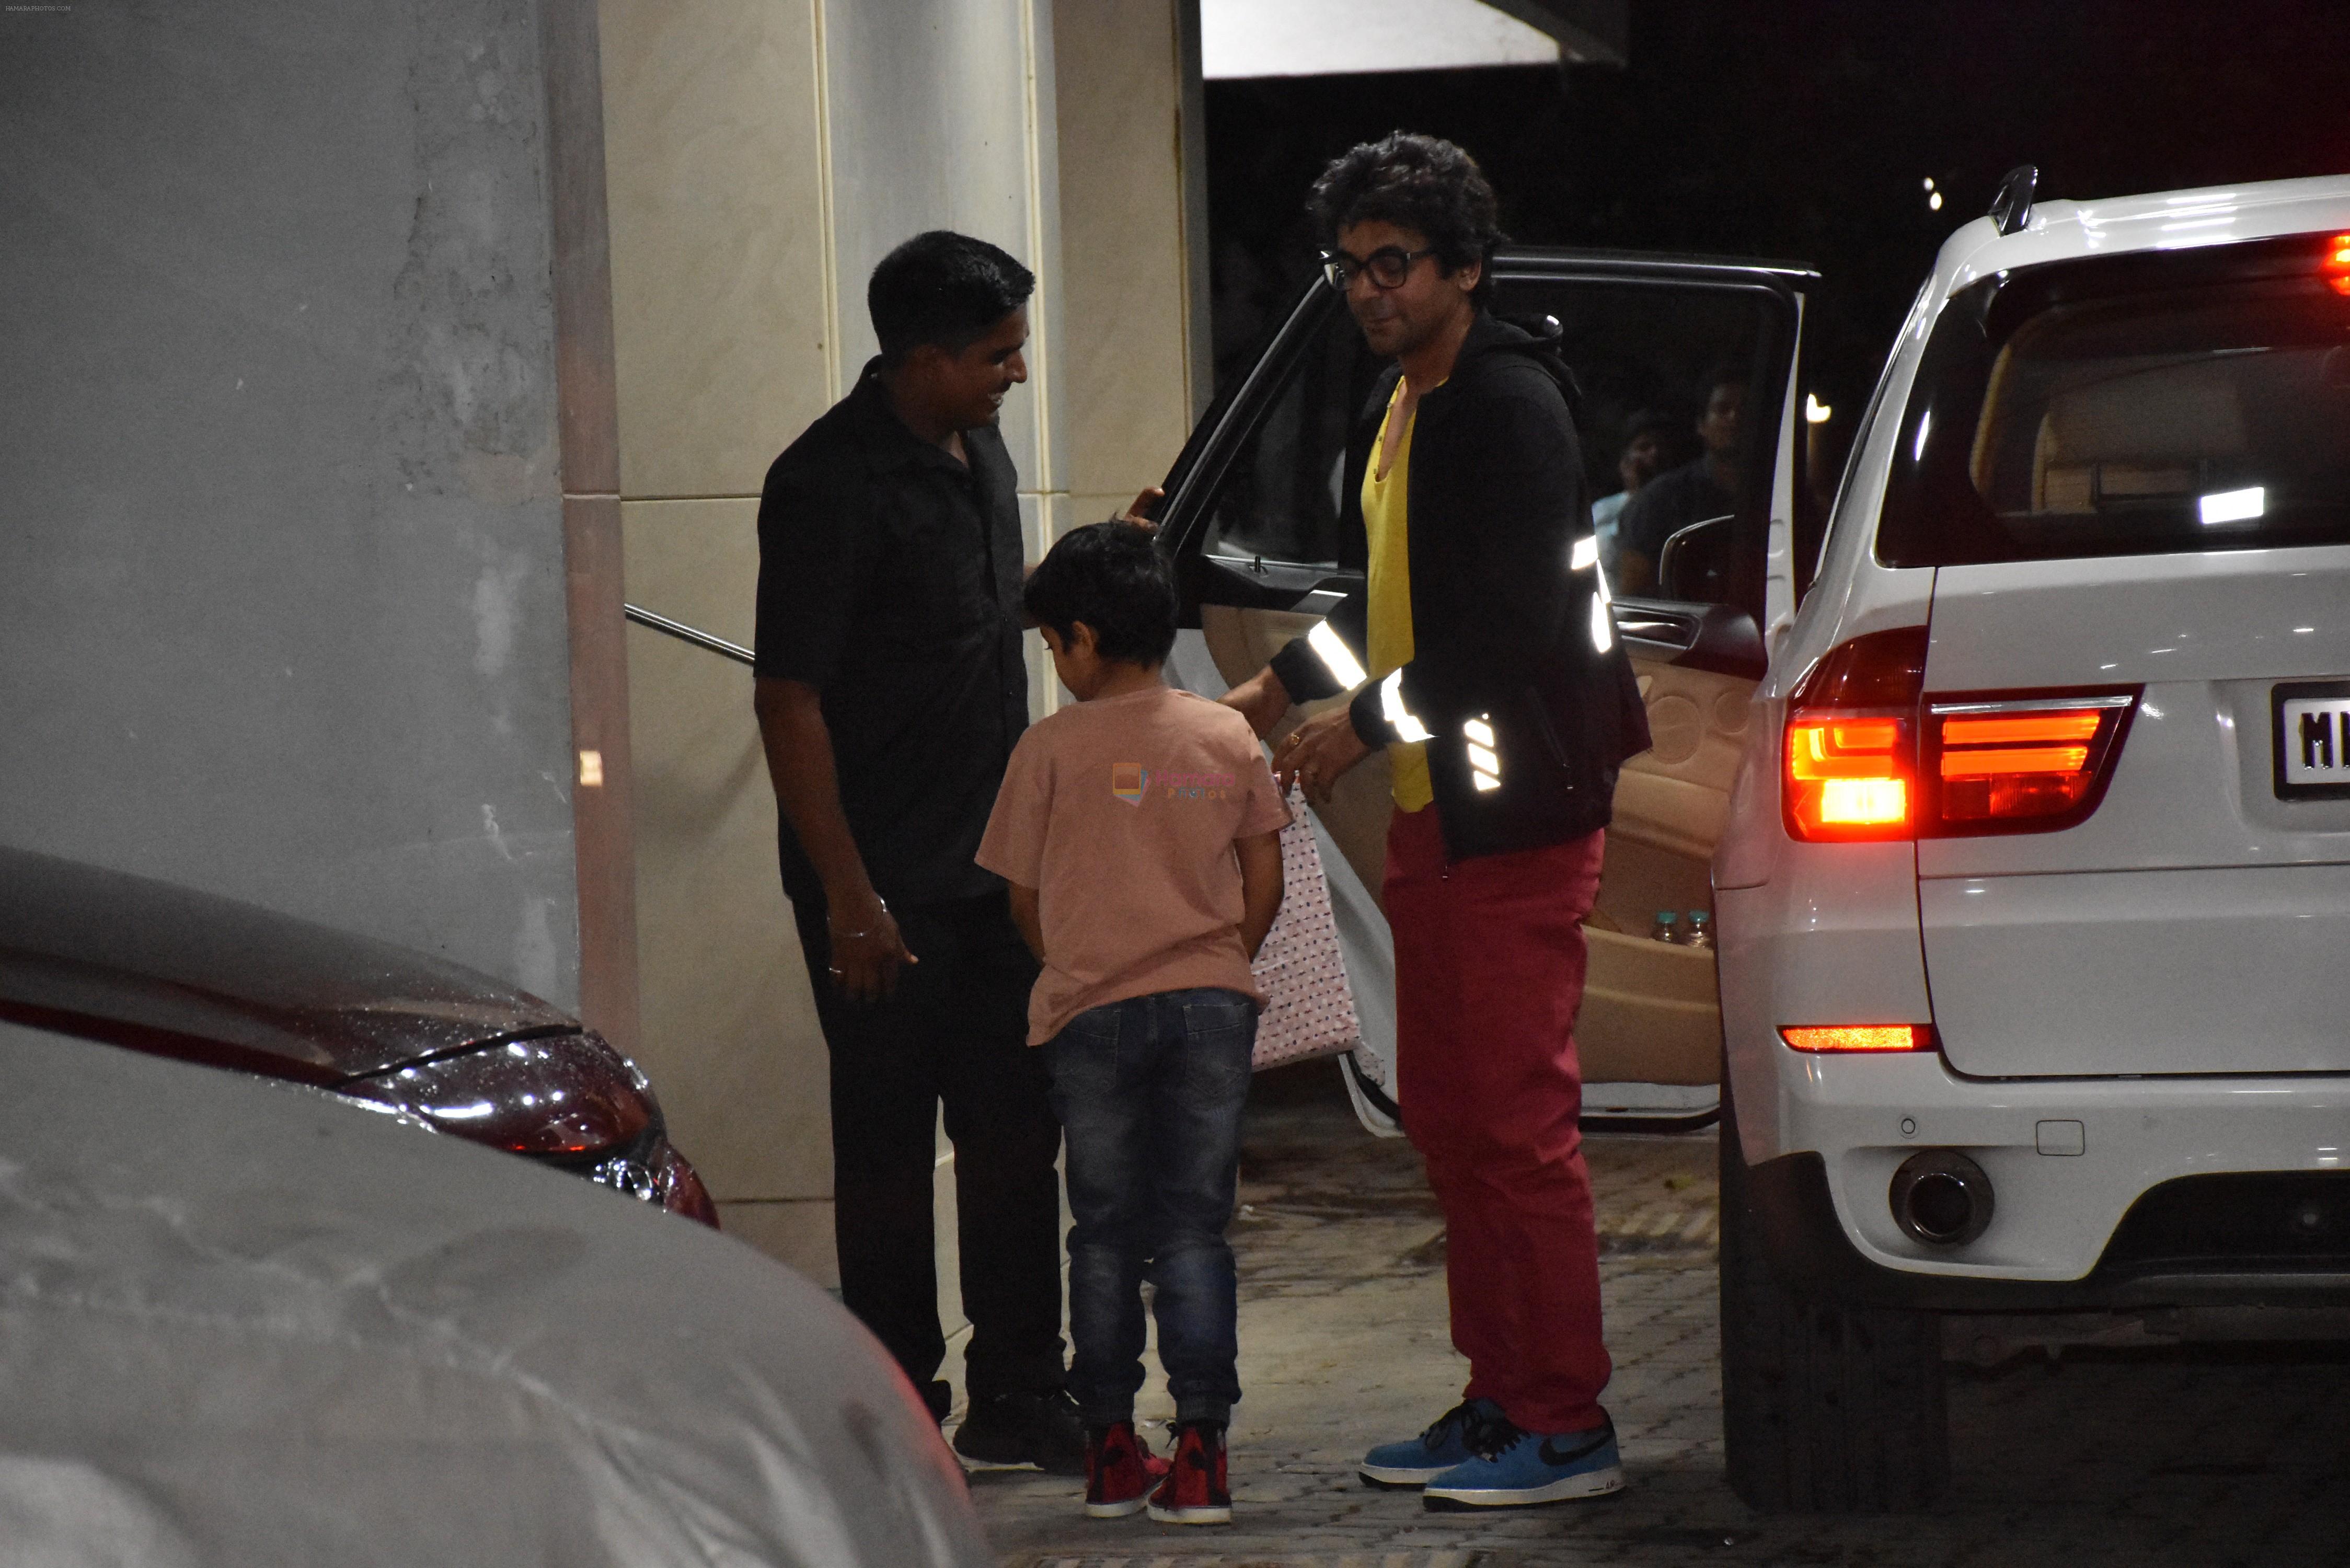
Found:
[1538,1428,1612,1467]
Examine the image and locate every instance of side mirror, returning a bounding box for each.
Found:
[1657,513,1736,604]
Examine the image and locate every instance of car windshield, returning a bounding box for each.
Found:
[1877,234,2350,567]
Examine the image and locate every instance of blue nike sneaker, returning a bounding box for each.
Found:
[1421,1411,1623,1509]
[1358,1399,1511,1488]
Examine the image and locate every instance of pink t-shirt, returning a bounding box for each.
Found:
[977,685,1292,1045]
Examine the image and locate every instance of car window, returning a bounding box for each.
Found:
[1879,236,2350,567]
[1496,276,1785,609]
[1202,303,1379,568]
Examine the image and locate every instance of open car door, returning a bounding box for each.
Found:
[1157,249,1815,1124]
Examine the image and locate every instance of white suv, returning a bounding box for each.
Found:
[1715,169,2350,1509]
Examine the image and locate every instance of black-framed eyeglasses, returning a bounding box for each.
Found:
[1321,245,1438,291]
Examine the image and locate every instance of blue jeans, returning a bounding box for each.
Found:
[1045,987,1257,1427]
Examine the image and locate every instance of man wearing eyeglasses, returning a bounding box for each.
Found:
[1220,132,1649,1512]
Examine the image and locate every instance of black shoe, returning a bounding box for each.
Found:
[952,1388,1088,1474]
[920,1379,952,1426]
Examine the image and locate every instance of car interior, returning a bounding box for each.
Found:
[1887,258,2350,569]
[1992,292,2350,538]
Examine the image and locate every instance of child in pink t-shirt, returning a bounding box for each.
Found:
[977,522,1289,1526]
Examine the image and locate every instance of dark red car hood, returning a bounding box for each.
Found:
[0,845,576,1082]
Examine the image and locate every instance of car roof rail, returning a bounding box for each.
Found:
[1989,165,2038,235]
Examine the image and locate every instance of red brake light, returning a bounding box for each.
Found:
[2326,233,2350,295]
[1782,627,1926,841]
[1780,1024,1931,1053]
[654,1143,721,1227]
[1784,629,2137,839]
[1940,712,2100,748]
[1788,719,1909,827]
[1928,697,2133,825]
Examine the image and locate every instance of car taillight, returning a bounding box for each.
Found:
[654,1143,721,1227]
[1779,1024,1933,1053]
[1788,716,1910,831]
[1782,627,1926,842]
[2325,232,2350,296]
[339,1031,653,1156]
[1784,628,2137,840]
[1928,696,2135,826]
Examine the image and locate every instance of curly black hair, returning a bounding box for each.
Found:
[1022,521,1177,667]
[1307,132,1503,303]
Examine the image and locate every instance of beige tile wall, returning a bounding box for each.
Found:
[598,1,1200,1325]
[617,499,834,1267]
[600,0,839,1283]
[600,0,835,501]
[1053,0,1202,511]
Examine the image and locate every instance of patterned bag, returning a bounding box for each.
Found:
[1247,798,1364,1071]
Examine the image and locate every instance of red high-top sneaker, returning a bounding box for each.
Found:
[1083,1422,1156,1518]
[1146,1421,1231,1525]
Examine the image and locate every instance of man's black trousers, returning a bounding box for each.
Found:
[791,888,1066,1405]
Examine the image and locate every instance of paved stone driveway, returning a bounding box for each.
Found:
[965,1071,2350,1567]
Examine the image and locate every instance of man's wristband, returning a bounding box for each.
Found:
[828,895,890,941]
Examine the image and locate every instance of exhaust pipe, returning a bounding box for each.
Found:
[1890,1150,1995,1247]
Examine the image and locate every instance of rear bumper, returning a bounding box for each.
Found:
[1723,997,2350,1282]
[1716,838,2350,1306]
[1746,1150,2350,1312]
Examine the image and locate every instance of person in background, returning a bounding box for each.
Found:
[1614,364,1746,595]
[1589,409,1680,584]
[751,229,1082,1472]
[978,522,1289,1526]
[1220,131,1650,1511]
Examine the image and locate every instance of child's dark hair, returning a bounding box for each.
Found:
[1023,522,1178,667]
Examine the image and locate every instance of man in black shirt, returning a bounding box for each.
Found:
[1614,364,1745,595]
[752,230,1079,1471]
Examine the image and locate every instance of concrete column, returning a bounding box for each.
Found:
[0,0,602,1014]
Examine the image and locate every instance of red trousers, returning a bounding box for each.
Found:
[1385,804,1610,1435]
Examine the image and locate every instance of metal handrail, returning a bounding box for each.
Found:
[623,603,755,668]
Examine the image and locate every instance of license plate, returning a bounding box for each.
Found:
[2273,681,2350,800]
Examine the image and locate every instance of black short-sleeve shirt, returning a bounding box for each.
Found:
[754,362,1029,908]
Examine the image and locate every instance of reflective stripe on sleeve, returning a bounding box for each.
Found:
[1307,619,1367,689]
[1380,669,1433,743]
[1584,536,1616,652]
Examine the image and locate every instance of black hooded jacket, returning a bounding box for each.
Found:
[1268,310,1651,861]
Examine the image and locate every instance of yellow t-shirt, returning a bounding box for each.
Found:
[1362,381,1434,812]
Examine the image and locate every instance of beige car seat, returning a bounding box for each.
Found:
[2022,357,2250,513]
